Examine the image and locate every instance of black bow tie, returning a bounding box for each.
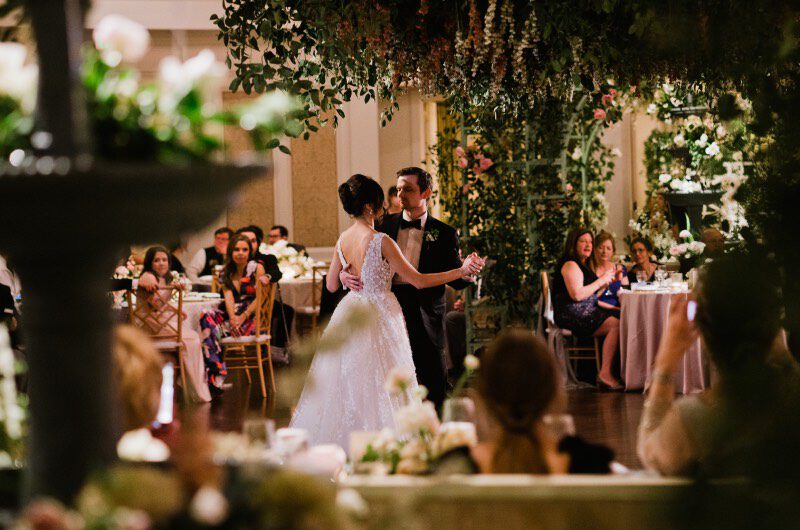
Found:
[400,218,422,230]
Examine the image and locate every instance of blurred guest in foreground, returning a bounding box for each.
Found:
[113,325,164,432]
[591,231,628,311]
[186,226,233,282]
[700,227,725,259]
[135,246,211,403]
[637,251,799,477]
[627,237,657,283]
[0,254,21,302]
[436,329,613,475]
[386,185,402,215]
[269,224,306,254]
[552,228,622,389]
[200,235,270,395]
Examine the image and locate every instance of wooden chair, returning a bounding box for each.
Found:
[293,264,328,335]
[540,271,601,373]
[126,286,188,392]
[220,281,277,398]
[211,268,221,293]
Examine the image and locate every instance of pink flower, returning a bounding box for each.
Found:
[473,164,481,174]
[455,146,465,157]
[609,88,617,97]
[462,183,471,194]
[601,94,613,106]
[457,157,468,168]
[565,183,573,192]
[593,108,606,120]
[479,157,493,170]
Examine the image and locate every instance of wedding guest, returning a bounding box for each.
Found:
[0,254,21,302]
[637,252,798,477]
[700,227,725,259]
[591,231,628,311]
[236,226,293,349]
[185,227,233,282]
[167,241,187,275]
[386,185,402,214]
[552,228,622,389]
[135,247,211,403]
[457,329,613,474]
[112,325,164,431]
[627,237,657,283]
[269,225,306,254]
[200,235,271,394]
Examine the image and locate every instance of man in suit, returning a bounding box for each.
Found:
[269,225,306,255]
[341,167,477,410]
[185,226,233,282]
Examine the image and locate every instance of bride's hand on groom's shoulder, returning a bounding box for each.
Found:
[339,264,363,291]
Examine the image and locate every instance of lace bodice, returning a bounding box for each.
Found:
[338,232,392,299]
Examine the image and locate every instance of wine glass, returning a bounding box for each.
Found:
[442,397,476,423]
[654,267,667,287]
[636,270,648,284]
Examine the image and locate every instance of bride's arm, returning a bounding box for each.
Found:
[381,236,477,289]
[326,250,343,293]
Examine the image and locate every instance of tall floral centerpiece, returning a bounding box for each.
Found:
[0,6,302,502]
[259,240,324,279]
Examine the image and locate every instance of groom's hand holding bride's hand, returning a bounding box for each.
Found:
[460,253,485,280]
[339,264,363,291]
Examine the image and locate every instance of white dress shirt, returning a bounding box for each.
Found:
[394,210,427,285]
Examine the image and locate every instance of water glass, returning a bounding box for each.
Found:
[243,418,276,449]
[274,428,309,459]
[636,270,648,284]
[542,413,576,441]
[654,268,667,287]
[442,397,476,423]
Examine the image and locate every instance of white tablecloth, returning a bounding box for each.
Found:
[278,277,321,311]
[619,290,710,394]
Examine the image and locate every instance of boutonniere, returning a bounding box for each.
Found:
[424,229,440,243]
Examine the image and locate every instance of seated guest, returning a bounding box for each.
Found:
[113,325,164,432]
[637,252,798,477]
[439,329,613,475]
[237,226,294,350]
[700,227,725,259]
[552,228,622,389]
[200,235,270,395]
[627,237,657,283]
[591,231,628,311]
[135,247,211,403]
[186,226,233,282]
[386,185,402,215]
[0,254,21,302]
[269,224,306,254]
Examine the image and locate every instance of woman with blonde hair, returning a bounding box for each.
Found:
[591,231,628,311]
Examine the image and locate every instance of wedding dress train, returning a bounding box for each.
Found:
[290,233,418,450]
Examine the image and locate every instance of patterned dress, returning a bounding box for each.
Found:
[199,261,259,391]
[552,258,615,337]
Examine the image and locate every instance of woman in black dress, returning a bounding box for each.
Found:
[627,237,657,284]
[552,228,623,389]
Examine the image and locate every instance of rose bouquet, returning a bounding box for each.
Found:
[669,229,706,272]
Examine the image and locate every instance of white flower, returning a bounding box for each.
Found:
[669,179,683,191]
[189,486,229,526]
[670,243,688,256]
[158,49,226,110]
[571,146,582,161]
[384,367,414,395]
[716,125,727,139]
[0,43,38,113]
[679,230,692,239]
[688,241,706,254]
[659,173,672,185]
[396,438,430,474]
[336,488,370,519]
[670,97,682,107]
[673,134,686,147]
[413,385,428,401]
[705,142,720,157]
[662,83,674,94]
[686,115,702,128]
[464,354,480,370]
[111,508,151,530]
[611,147,622,157]
[396,401,440,436]
[732,151,744,161]
[434,423,478,455]
[116,428,170,462]
[695,133,708,147]
[646,103,658,115]
[93,14,150,66]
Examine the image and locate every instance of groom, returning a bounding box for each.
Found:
[341,167,477,410]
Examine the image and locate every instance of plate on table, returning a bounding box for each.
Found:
[630,284,665,292]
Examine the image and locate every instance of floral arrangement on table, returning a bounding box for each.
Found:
[259,240,324,280]
[357,355,480,475]
[0,325,25,467]
[670,228,706,268]
[0,14,307,166]
[113,255,141,280]
[625,202,677,262]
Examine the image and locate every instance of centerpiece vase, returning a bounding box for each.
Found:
[662,191,723,231]
[0,0,267,502]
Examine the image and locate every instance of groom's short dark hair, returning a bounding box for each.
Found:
[397,167,433,193]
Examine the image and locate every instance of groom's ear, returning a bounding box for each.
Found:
[421,187,432,200]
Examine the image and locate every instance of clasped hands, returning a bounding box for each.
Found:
[339,252,487,291]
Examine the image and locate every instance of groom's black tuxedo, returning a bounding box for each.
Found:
[378,213,469,410]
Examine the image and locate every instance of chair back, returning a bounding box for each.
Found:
[127,286,184,343]
[311,264,328,310]
[254,281,278,339]
[539,271,555,326]
[211,268,221,293]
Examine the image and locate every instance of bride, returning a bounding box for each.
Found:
[290,174,483,450]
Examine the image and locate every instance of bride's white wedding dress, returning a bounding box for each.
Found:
[290,232,418,450]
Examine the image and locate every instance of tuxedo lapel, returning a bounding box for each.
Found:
[386,214,401,242]
[418,216,439,273]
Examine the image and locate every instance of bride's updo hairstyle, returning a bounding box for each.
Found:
[477,328,560,473]
[339,174,385,217]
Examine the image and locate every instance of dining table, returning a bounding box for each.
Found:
[618,286,710,394]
